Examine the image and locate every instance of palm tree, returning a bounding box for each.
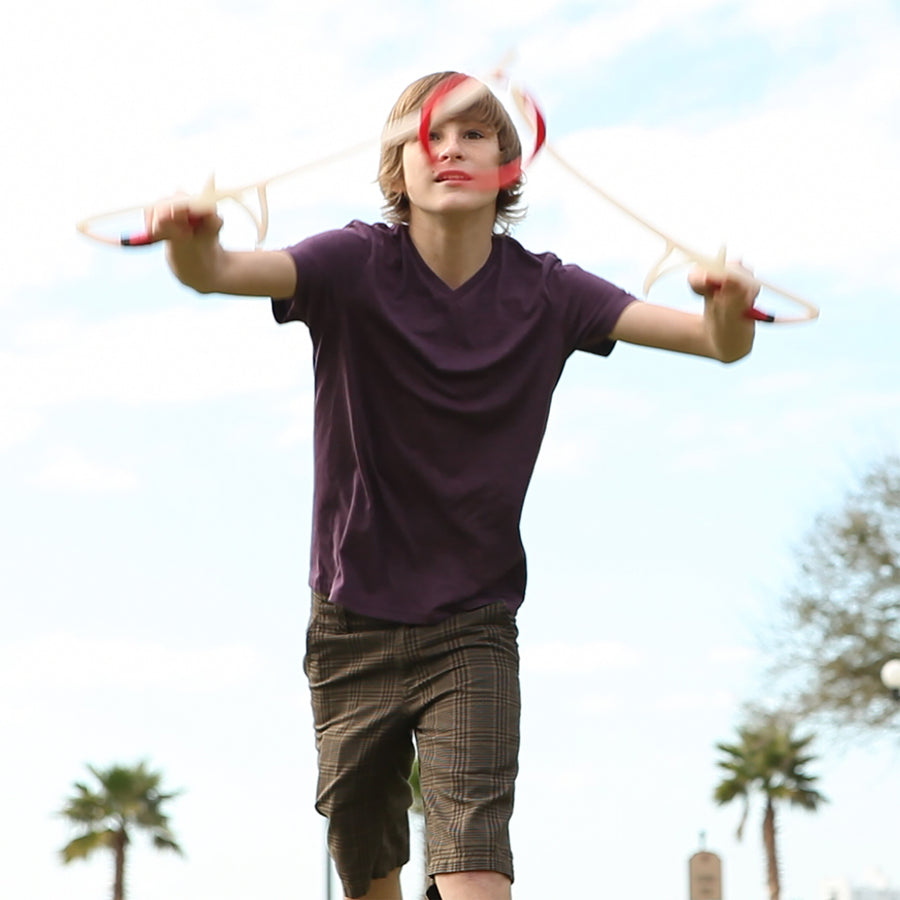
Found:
[713,714,826,900]
[60,761,183,900]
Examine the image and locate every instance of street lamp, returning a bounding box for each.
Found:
[881,659,900,701]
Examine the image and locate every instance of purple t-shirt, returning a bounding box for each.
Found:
[272,221,635,624]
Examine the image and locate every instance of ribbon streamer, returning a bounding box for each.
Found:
[77,68,818,324]
[503,79,818,324]
[76,141,375,249]
[417,73,546,190]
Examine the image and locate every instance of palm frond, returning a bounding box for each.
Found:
[60,828,116,863]
[59,762,183,872]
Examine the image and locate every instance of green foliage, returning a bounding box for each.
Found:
[408,755,424,816]
[714,713,826,834]
[714,713,826,900]
[59,761,183,900]
[768,455,900,734]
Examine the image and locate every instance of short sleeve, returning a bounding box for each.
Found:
[547,259,638,356]
[271,221,374,325]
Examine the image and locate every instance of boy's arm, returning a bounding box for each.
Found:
[151,203,297,298]
[610,265,757,362]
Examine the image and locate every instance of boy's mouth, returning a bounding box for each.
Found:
[435,170,472,183]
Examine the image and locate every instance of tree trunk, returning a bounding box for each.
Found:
[112,828,127,900]
[762,799,780,900]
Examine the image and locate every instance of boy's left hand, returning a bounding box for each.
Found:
[688,262,759,361]
[688,263,760,317]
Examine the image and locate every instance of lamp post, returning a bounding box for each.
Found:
[881,659,900,701]
[324,822,333,900]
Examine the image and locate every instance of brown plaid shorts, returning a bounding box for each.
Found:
[305,592,520,899]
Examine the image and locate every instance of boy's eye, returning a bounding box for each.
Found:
[426,127,486,142]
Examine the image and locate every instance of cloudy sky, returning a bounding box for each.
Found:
[2,1,899,899]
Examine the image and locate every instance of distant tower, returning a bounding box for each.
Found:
[689,832,723,900]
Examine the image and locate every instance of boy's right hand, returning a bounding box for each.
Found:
[146,195,224,244]
[147,195,296,298]
[147,196,228,293]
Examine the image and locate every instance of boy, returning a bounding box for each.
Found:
[151,72,756,900]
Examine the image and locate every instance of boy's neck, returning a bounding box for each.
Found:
[407,209,496,290]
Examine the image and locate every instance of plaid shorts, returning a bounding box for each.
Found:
[305,592,520,899]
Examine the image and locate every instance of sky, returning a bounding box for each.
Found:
[2,1,899,899]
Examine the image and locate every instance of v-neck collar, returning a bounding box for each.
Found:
[400,225,499,295]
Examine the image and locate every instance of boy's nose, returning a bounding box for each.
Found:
[437,132,463,159]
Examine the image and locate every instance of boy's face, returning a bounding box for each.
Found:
[399,115,502,222]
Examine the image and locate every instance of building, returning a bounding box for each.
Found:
[823,869,900,900]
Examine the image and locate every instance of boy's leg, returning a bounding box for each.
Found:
[306,595,520,898]
[306,594,415,899]
[347,867,403,900]
[412,602,521,895]
[432,871,511,900]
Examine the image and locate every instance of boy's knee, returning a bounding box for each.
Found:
[431,870,512,900]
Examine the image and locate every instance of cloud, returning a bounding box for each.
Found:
[518,0,729,79]
[733,0,875,33]
[1,1,402,302]
[533,434,592,474]
[519,0,877,86]
[0,633,263,695]
[0,303,311,449]
[0,406,41,451]
[5,0,896,317]
[655,688,735,712]
[275,391,315,448]
[521,639,645,674]
[532,381,660,475]
[576,692,624,715]
[28,447,138,493]
[520,15,900,296]
[665,383,900,474]
[706,644,756,664]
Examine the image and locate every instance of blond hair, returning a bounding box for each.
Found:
[378,72,526,233]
